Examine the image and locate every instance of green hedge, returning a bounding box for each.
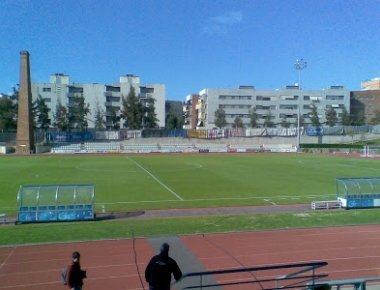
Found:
[301,144,363,149]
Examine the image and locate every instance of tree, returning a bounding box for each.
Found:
[34,95,51,130]
[294,115,305,127]
[109,107,120,130]
[341,105,351,126]
[214,108,227,128]
[121,86,142,129]
[94,99,106,130]
[371,109,380,125]
[355,110,366,125]
[166,112,180,129]
[264,110,275,128]
[325,107,338,127]
[309,104,321,127]
[53,98,69,131]
[143,96,158,128]
[249,108,258,128]
[345,126,356,144]
[281,116,290,128]
[0,95,17,130]
[71,95,90,130]
[233,116,243,128]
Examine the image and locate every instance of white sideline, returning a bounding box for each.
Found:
[126,156,183,200]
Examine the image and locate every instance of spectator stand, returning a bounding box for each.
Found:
[16,184,95,224]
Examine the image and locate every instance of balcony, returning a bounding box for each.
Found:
[138,93,153,99]
[104,102,120,106]
[67,93,83,98]
[104,91,121,97]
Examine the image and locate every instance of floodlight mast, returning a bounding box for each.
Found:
[294,59,307,151]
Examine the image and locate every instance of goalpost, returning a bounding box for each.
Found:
[360,145,380,158]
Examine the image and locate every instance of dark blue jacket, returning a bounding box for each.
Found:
[145,253,182,288]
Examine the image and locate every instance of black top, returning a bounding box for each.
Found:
[145,253,182,288]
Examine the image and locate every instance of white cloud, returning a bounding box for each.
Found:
[202,11,243,35]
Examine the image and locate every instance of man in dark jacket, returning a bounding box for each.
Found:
[145,243,182,290]
[66,251,86,290]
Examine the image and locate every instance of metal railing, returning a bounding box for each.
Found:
[177,261,328,290]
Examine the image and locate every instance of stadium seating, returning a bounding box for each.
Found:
[159,144,195,153]
[84,142,121,152]
[122,143,160,153]
[195,144,229,153]
[51,143,81,153]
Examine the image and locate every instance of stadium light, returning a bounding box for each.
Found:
[294,59,307,151]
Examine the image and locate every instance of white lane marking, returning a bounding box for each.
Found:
[0,246,16,270]
[126,157,183,201]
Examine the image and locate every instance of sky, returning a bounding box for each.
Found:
[1,0,380,100]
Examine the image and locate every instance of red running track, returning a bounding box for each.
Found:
[1,225,380,289]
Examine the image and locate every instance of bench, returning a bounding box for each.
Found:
[0,213,6,224]
[311,201,342,210]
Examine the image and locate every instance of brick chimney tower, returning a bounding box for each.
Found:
[16,51,34,154]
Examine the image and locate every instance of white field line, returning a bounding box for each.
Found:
[126,156,183,201]
[95,194,334,206]
[264,199,277,205]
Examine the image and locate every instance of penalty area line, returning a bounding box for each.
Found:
[126,156,183,201]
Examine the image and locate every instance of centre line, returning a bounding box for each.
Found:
[126,157,183,200]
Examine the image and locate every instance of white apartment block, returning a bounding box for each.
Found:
[31,73,166,129]
[198,85,350,129]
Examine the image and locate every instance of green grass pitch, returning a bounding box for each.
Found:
[1,153,380,216]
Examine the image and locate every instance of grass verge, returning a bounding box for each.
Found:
[1,209,379,246]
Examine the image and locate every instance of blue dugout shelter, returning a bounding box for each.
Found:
[17,184,95,223]
[336,178,380,208]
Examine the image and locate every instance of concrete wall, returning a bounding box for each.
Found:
[35,145,52,154]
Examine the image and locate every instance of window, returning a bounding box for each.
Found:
[303,96,310,100]
[326,104,344,109]
[326,95,344,100]
[42,87,51,92]
[352,96,374,100]
[219,95,252,100]
[280,105,297,110]
[256,96,271,101]
[281,95,298,100]
[43,98,51,102]
[280,113,297,118]
[69,87,83,93]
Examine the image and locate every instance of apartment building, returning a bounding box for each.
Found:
[350,90,380,123]
[32,73,166,129]
[361,78,380,90]
[182,94,199,129]
[197,85,350,129]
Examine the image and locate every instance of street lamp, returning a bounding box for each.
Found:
[294,58,307,150]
